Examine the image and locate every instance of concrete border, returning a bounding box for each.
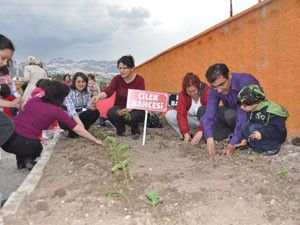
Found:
[0,133,60,225]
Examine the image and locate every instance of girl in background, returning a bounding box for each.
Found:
[0,83,18,118]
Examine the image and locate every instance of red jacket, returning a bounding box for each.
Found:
[176,83,209,135]
[3,95,16,118]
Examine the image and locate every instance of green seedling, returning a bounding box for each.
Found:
[232,150,241,159]
[111,145,129,165]
[104,136,119,151]
[112,159,132,186]
[89,125,106,140]
[123,111,131,122]
[145,192,163,214]
[251,158,259,165]
[104,188,130,207]
[278,168,289,180]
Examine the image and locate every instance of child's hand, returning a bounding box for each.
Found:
[250,131,262,140]
[222,144,235,156]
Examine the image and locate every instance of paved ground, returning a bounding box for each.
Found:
[0,150,29,205]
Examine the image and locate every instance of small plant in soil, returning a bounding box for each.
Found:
[145,191,163,214]
[89,125,106,140]
[251,158,259,165]
[278,168,289,180]
[112,159,132,186]
[104,188,130,207]
[111,145,129,165]
[104,136,119,152]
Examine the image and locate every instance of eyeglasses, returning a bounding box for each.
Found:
[118,66,128,71]
[211,80,227,90]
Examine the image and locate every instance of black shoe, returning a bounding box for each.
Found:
[117,131,125,136]
[1,199,7,208]
[24,158,36,170]
[132,134,140,140]
[131,127,141,136]
[117,128,126,136]
[16,156,25,169]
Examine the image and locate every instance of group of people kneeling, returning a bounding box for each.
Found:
[166,64,288,157]
[0,34,288,171]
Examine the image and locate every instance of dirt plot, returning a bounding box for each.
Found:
[3,126,300,225]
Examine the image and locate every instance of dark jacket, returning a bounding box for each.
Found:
[249,103,288,143]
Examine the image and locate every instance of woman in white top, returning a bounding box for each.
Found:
[22,56,48,104]
[166,72,209,144]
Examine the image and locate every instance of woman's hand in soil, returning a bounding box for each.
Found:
[183,133,191,144]
[222,144,235,156]
[206,137,216,155]
[94,139,104,146]
[191,131,203,145]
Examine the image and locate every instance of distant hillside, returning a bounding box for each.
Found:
[11,58,119,82]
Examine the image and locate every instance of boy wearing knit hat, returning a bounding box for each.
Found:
[238,84,288,156]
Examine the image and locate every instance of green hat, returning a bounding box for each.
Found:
[238,84,266,105]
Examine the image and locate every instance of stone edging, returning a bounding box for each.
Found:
[0,133,60,225]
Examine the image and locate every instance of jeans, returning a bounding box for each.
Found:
[242,122,281,155]
[197,106,236,141]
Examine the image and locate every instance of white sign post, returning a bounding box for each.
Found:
[126,89,168,146]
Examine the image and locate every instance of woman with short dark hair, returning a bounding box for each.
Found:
[93,55,145,139]
[1,81,103,170]
[63,72,99,138]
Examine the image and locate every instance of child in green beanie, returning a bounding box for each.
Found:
[238,84,288,155]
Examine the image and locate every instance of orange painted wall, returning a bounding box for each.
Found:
[135,0,300,136]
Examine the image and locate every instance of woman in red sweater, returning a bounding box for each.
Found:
[93,55,145,139]
[166,72,209,144]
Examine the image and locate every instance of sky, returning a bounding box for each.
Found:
[0,0,259,64]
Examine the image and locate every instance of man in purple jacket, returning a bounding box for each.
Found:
[198,64,260,156]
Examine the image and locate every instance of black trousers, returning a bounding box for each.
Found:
[2,132,43,161]
[0,112,14,146]
[60,109,100,136]
[197,106,237,141]
[107,106,145,135]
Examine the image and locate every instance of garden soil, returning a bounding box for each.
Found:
[3,126,300,225]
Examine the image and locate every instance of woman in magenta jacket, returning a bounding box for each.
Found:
[166,72,209,144]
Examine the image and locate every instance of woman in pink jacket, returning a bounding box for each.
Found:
[166,72,209,144]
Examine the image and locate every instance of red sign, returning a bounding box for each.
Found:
[126,89,168,112]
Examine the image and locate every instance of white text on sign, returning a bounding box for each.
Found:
[126,89,168,112]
